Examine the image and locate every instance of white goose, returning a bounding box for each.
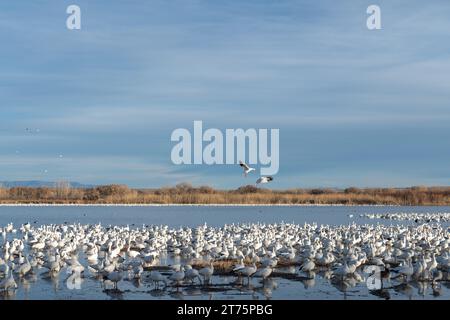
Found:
[0,259,9,276]
[149,270,166,288]
[239,161,255,177]
[256,176,273,185]
[199,261,214,285]
[105,267,123,290]
[0,269,17,291]
[396,260,414,281]
[333,261,355,279]
[169,266,185,286]
[299,259,315,272]
[184,265,201,284]
[253,266,273,282]
[17,256,32,277]
[240,263,257,284]
[232,258,246,274]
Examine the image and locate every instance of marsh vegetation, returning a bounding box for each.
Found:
[0,183,449,205]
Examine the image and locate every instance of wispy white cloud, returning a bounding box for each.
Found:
[1,0,450,187]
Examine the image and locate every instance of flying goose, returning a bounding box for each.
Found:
[239,161,255,177]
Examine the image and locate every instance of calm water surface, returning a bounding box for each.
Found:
[1,205,449,227]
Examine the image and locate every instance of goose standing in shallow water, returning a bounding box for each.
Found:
[232,258,246,275]
[333,261,356,280]
[395,260,414,281]
[104,267,123,290]
[299,259,315,273]
[169,266,185,286]
[240,263,257,285]
[0,269,17,291]
[17,256,32,277]
[184,265,201,284]
[149,270,166,288]
[0,260,9,276]
[253,266,273,284]
[199,260,214,285]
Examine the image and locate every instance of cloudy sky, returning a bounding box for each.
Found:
[1,0,449,188]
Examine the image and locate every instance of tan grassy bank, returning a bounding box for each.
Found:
[0,183,449,206]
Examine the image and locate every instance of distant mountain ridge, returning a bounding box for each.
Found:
[0,181,95,188]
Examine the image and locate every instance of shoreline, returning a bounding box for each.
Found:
[2,185,449,207]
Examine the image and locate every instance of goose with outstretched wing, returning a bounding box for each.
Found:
[239,160,255,177]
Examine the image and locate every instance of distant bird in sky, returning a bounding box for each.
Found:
[25,128,40,133]
[239,161,255,177]
[256,176,273,185]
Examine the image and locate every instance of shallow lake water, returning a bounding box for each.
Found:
[1,205,450,227]
[0,205,449,300]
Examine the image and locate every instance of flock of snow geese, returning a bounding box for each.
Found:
[362,212,450,223]
[0,213,449,298]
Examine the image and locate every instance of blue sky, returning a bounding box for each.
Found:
[1,0,449,189]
